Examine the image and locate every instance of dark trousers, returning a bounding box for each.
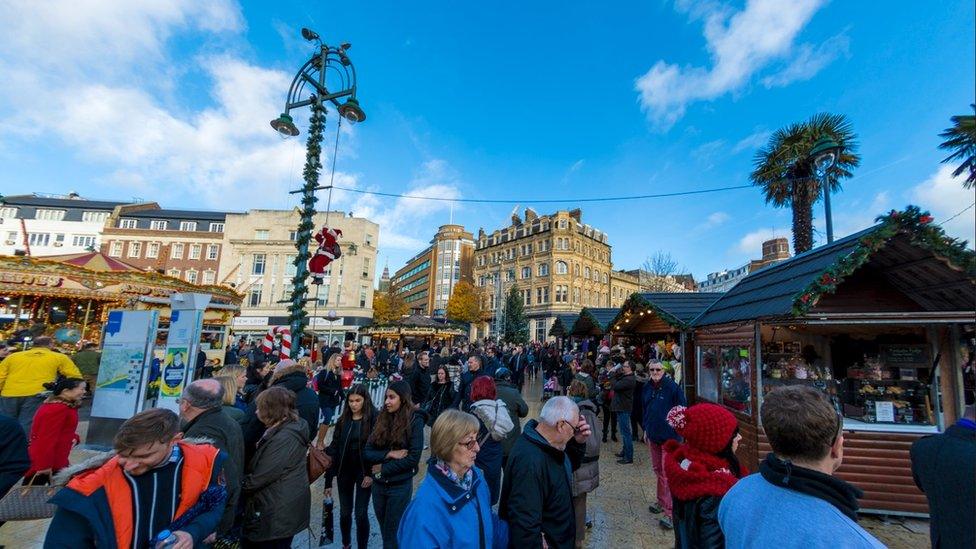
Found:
[337,474,372,549]
[372,480,412,549]
[242,536,293,548]
[602,405,617,439]
[0,395,44,433]
[617,411,633,460]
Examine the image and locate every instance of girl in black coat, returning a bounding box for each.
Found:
[325,384,378,549]
[425,366,456,427]
[363,381,425,549]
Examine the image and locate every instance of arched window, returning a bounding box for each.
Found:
[602,273,608,284]
[584,266,591,278]
[555,261,568,275]
[574,263,580,276]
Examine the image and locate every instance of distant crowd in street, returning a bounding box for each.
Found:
[0,334,973,548]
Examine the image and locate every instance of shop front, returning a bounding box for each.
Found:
[608,292,723,400]
[570,307,620,357]
[548,313,579,349]
[691,207,975,515]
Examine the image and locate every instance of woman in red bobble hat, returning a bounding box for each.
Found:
[663,403,747,549]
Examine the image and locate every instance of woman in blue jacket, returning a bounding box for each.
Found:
[397,409,507,549]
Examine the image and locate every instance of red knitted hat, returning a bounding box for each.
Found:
[666,403,738,454]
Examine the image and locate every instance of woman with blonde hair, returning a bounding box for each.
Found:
[397,409,504,548]
[315,352,343,448]
[215,375,247,425]
[216,364,248,412]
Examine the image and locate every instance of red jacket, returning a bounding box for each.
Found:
[26,400,79,477]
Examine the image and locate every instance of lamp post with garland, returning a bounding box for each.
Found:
[269,27,366,358]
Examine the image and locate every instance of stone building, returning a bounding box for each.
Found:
[610,270,640,307]
[219,209,379,341]
[472,208,613,342]
[391,224,474,316]
[100,203,228,285]
[699,237,791,292]
[0,193,129,256]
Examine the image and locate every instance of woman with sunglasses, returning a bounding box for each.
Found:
[397,409,506,548]
[663,403,746,549]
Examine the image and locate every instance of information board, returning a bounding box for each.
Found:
[90,310,159,419]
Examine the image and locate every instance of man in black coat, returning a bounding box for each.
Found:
[611,361,637,464]
[454,355,490,411]
[911,405,976,549]
[500,396,592,548]
[404,351,433,406]
[508,345,527,393]
[179,379,245,538]
[0,413,29,528]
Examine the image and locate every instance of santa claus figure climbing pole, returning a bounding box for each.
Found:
[309,226,342,282]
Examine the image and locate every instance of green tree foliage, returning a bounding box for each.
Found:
[939,104,976,189]
[503,285,529,344]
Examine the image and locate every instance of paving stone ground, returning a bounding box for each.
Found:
[0,375,929,548]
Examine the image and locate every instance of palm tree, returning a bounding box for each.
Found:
[938,104,976,189]
[750,113,860,254]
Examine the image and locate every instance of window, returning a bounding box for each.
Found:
[288,231,298,241]
[584,267,591,279]
[171,243,184,259]
[71,235,96,248]
[362,257,370,278]
[168,268,181,278]
[202,270,216,284]
[252,253,266,275]
[555,261,568,275]
[119,218,138,229]
[556,285,568,303]
[150,220,168,230]
[558,219,567,229]
[186,270,198,284]
[318,284,330,306]
[536,287,549,304]
[254,229,270,240]
[110,241,123,257]
[188,244,201,260]
[248,284,263,307]
[521,266,531,279]
[522,289,531,306]
[28,233,50,246]
[696,346,752,416]
[360,285,368,307]
[536,321,547,342]
[128,242,142,258]
[573,287,580,304]
[142,242,158,258]
[538,263,549,277]
[284,255,297,277]
[505,269,516,282]
[179,221,197,231]
[207,244,219,260]
[35,209,65,221]
[82,211,108,223]
[0,207,17,218]
[593,270,600,282]
[365,233,374,246]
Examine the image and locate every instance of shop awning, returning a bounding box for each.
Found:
[610,292,724,333]
[694,206,976,327]
[361,314,467,338]
[571,308,620,336]
[549,313,579,337]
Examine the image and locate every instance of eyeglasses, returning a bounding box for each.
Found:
[830,411,844,446]
[648,368,663,372]
[560,420,583,435]
[458,439,480,451]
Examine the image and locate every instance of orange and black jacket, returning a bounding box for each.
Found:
[43,441,227,548]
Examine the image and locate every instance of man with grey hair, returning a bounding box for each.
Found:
[179,379,244,541]
[500,396,592,548]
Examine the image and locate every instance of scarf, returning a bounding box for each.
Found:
[434,459,473,491]
[759,453,863,521]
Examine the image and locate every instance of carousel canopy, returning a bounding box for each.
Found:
[363,314,467,337]
[694,206,976,327]
[549,313,580,337]
[571,308,620,336]
[37,251,142,272]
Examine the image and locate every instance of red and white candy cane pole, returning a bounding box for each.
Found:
[261,326,292,359]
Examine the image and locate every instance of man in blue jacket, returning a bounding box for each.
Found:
[640,360,686,529]
[44,408,227,548]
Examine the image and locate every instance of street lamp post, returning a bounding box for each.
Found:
[270,28,365,359]
[810,136,842,244]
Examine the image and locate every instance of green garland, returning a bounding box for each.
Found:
[287,103,326,355]
[792,205,976,316]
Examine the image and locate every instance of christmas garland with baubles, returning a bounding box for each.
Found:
[792,205,976,316]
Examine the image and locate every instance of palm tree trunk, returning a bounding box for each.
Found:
[792,183,815,253]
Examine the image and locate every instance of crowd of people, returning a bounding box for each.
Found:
[0,335,973,548]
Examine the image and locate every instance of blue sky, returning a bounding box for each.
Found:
[1,0,973,281]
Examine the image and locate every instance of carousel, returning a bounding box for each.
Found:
[361,314,468,351]
[0,251,242,360]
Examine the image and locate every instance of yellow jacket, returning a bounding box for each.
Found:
[0,347,83,397]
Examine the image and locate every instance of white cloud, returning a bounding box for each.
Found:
[737,227,787,254]
[706,211,731,228]
[911,166,976,245]
[761,33,850,88]
[634,0,828,128]
[732,129,771,154]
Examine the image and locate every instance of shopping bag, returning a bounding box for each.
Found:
[319,497,335,546]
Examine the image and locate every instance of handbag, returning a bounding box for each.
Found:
[0,475,60,521]
[307,443,332,484]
